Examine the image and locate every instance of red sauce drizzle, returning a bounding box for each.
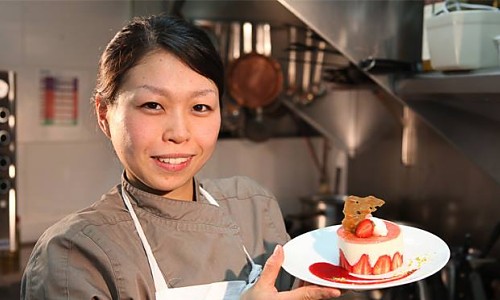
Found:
[309,262,416,285]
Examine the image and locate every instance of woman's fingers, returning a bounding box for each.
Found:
[298,285,342,299]
[254,244,284,289]
[279,285,342,299]
[243,244,342,299]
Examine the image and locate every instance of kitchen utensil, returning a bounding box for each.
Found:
[228,21,241,62]
[323,63,371,85]
[226,22,283,142]
[244,23,274,142]
[260,24,296,119]
[287,41,341,55]
[227,22,283,110]
[480,221,500,259]
[285,165,343,235]
[359,57,421,74]
[214,21,228,66]
[310,39,327,100]
[440,223,500,300]
[299,29,313,105]
[299,194,345,229]
[284,193,346,238]
[286,25,298,98]
[221,22,245,136]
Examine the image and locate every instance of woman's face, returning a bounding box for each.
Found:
[97,50,221,200]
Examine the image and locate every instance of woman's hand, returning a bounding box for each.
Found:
[241,245,342,300]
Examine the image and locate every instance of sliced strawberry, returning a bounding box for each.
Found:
[339,250,352,272]
[352,254,372,275]
[373,255,391,275]
[391,252,403,271]
[355,219,374,238]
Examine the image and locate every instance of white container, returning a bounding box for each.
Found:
[426,10,500,71]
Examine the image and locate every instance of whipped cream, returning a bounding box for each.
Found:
[369,216,388,236]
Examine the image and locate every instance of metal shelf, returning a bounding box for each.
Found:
[396,67,500,96]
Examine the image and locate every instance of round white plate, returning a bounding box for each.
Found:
[282,224,450,290]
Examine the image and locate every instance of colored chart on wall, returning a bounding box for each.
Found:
[40,71,79,126]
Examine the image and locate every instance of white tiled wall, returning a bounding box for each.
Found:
[0,1,348,243]
[0,1,130,242]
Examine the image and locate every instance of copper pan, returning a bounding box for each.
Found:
[226,22,283,142]
[226,22,283,110]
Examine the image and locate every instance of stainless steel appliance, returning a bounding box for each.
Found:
[0,70,18,274]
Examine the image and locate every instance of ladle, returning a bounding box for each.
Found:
[286,25,298,100]
[221,22,244,136]
[310,39,327,100]
[299,29,313,105]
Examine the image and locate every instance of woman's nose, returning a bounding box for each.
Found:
[162,111,190,143]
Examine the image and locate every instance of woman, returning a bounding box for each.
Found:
[21,15,341,299]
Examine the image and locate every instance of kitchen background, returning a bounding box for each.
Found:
[0,0,499,299]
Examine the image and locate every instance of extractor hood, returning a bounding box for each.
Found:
[277,0,500,185]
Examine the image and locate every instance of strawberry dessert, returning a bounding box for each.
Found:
[337,195,403,275]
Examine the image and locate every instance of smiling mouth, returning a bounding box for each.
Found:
[155,157,190,165]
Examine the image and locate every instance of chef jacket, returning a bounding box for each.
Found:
[21,175,293,299]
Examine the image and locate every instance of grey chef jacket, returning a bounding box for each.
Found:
[21,175,294,299]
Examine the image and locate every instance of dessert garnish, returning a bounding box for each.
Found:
[341,195,385,234]
[354,219,374,238]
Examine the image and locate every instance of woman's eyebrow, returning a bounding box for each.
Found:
[137,84,168,97]
[191,88,217,98]
[138,84,216,98]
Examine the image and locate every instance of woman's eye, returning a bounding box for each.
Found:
[193,104,210,112]
[141,102,162,110]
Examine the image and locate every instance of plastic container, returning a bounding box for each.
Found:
[495,35,500,66]
[426,10,500,71]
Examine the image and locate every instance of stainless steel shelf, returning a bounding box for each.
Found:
[396,67,500,96]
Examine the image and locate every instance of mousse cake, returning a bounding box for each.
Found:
[337,195,403,275]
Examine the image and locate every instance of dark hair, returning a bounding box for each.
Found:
[92,15,224,105]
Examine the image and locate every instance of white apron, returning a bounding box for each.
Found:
[121,186,262,300]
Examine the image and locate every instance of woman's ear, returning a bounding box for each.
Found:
[95,96,111,138]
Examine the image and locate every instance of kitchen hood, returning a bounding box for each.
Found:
[277,0,500,185]
[150,0,500,184]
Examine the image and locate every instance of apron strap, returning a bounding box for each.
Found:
[121,188,169,292]
[242,245,262,286]
[122,185,263,294]
[199,186,219,207]
[200,187,262,284]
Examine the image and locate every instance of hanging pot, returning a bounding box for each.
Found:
[226,22,284,142]
[300,193,346,229]
[285,193,346,238]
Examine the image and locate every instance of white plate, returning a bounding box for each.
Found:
[282,224,450,290]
